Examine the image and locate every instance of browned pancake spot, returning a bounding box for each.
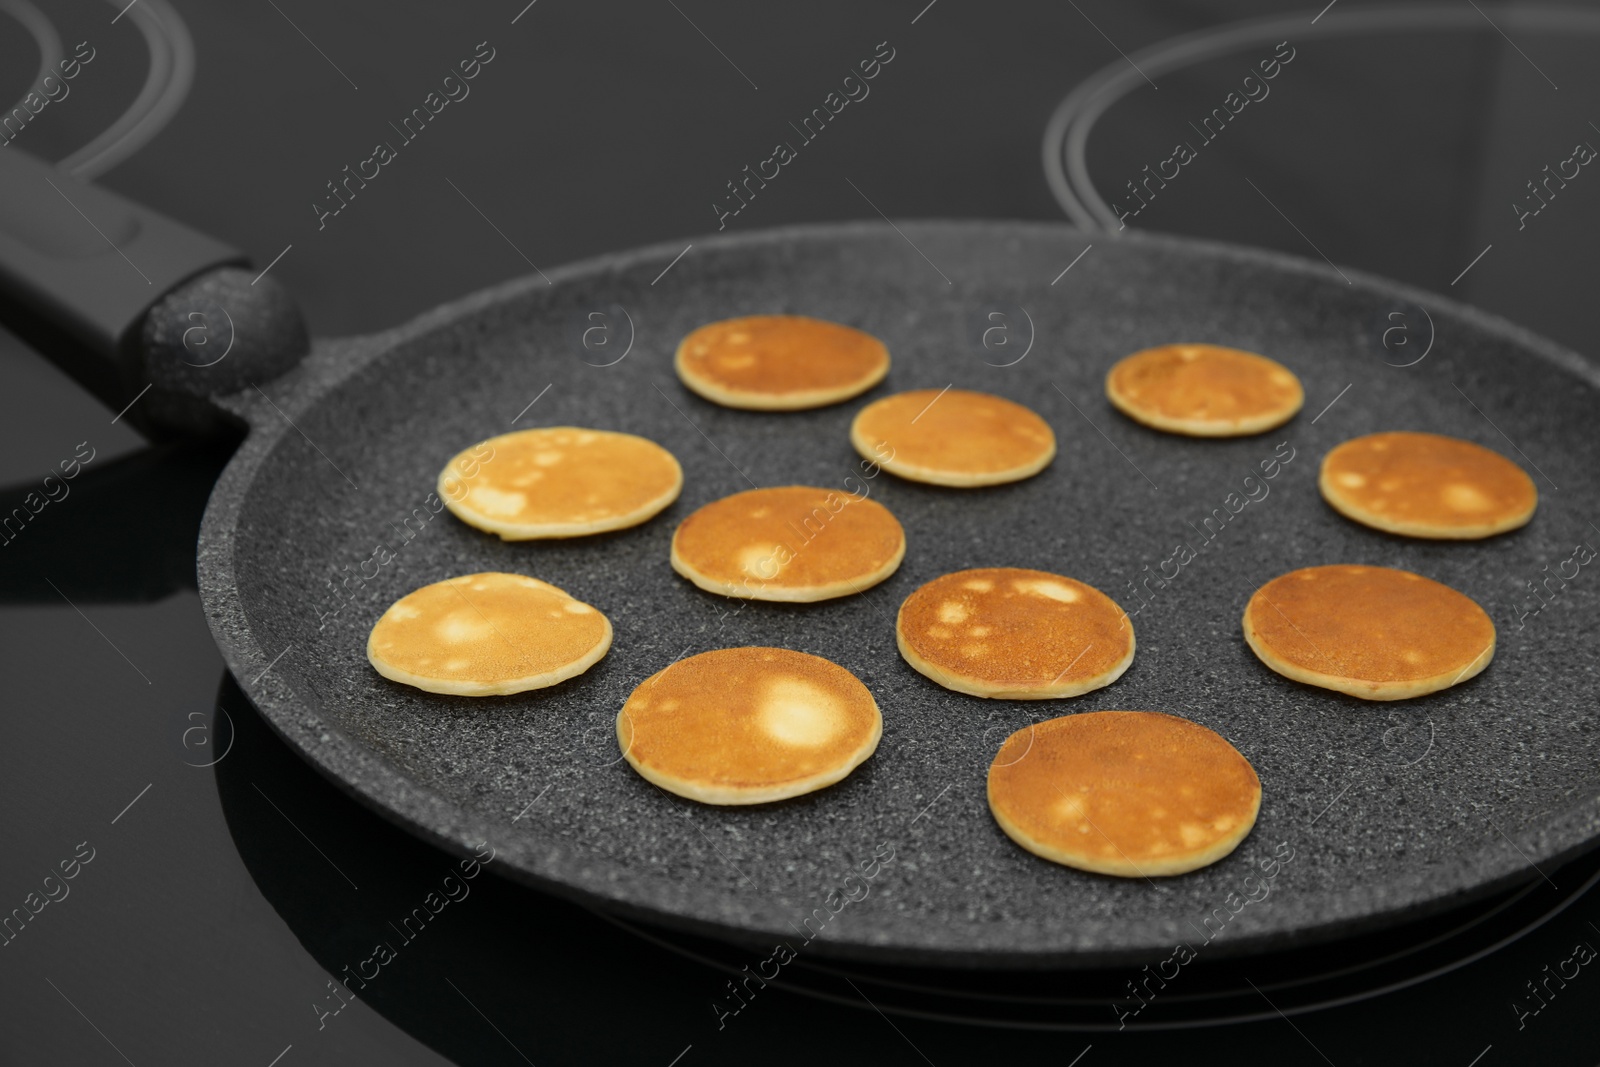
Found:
[367,572,611,695]
[1320,431,1537,539]
[850,389,1056,486]
[987,711,1261,876]
[1243,564,1495,700]
[440,427,681,539]
[671,486,905,601]
[618,647,882,804]
[675,315,890,410]
[1106,344,1303,436]
[896,568,1134,698]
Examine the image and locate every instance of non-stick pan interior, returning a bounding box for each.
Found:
[206,222,1600,966]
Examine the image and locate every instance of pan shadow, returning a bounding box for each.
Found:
[0,441,236,603]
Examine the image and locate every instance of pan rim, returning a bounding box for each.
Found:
[197,218,1600,967]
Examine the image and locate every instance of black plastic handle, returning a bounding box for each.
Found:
[0,148,308,437]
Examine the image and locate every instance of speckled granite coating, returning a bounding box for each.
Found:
[198,221,1600,968]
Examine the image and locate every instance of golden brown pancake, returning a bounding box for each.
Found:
[367,572,611,696]
[670,486,905,602]
[987,711,1261,877]
[896,568,1134,699]
[1320,431,1537,539]
[1243,565,1494,700]
[675,315,890,410]
[1106,344,1303,437]
[849,388,1056,487]
[439,427,682,539]
[618,647,882,804]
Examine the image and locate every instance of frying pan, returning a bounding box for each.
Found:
[4,148,1598,968]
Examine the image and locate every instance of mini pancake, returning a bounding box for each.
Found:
[367,572,611,696]
[674,315,890,410]
[1106,343,1303,437]
[896,567,1134,699]
[849,388,1056,487]
[618,647,882,805]
[439,427,682,540]
[1320,431,1537,539]
[987,711,1261,877]
[670,486,905,602]
[1243,564,1495,701]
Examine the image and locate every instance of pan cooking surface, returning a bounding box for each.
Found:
[202,222,1600,965]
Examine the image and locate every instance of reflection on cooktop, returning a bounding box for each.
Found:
[213,663,1600,1063]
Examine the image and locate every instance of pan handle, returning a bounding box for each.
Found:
[0,148,309,438]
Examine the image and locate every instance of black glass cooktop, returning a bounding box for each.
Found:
[2,1,1597,1064]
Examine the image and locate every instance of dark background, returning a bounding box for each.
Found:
[2,1,1599,1063]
